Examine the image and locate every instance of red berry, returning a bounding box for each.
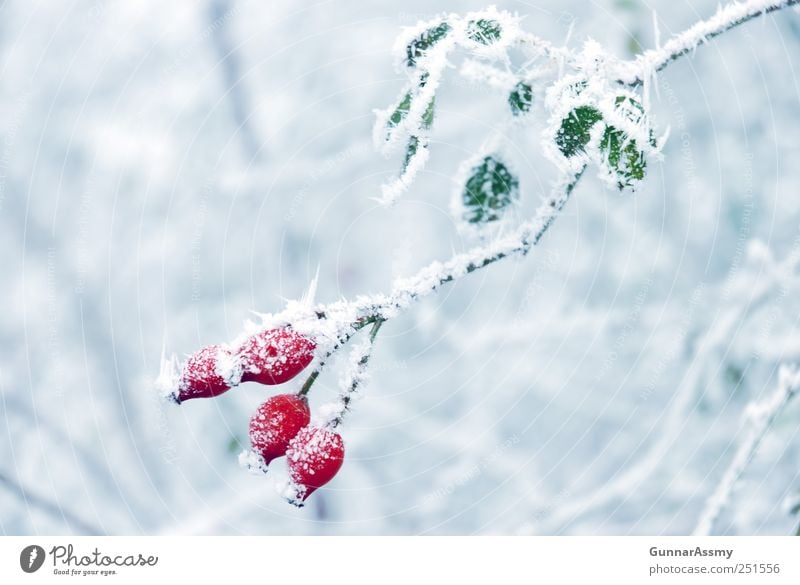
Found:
[249,394,310,466]
[286,426,345,505]
[238,328,315,385]
[177,345,239,403]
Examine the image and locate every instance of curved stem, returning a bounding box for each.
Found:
[299,169,584,398]
[297,369,320,397]
[297,317,380,396]
[328,319,385,429]
[615,0,799,86]
[322,168,586,325]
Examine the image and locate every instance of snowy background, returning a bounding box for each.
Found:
[2,0,800,535]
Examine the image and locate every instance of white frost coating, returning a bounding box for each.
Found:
[375,7,526,206]
[275,476,306,508]
[613,0,799,85]
[376,139,430,206]
[391,13,456,72]
[214,345,243,387]
[238,449,269,475]
[325,337,375,425]
[373,43,448,205]
[375,19,456,156]
[459,59,518,91]
[693,365,800,536]
[541,67,664,190]
[340,338,373,392]
[155,350,181,402]
[460,6,523,56]
[373,74,441,157]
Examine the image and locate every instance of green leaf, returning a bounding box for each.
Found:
[556,106,603,157]
[385,81,434,141]
[406,22,451,67]
[600,126,646,189]
[614,95,644,124]
[462,155,519,224]
[422,98,435,129]
[508,81,533,116]
[466,19,503,44]
[598,95,653,188]
[403,136,421,171]
[388,92,412,129]
[611,95,656,146]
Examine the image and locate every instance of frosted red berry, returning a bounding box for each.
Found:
[249,394,310,466]
[286,426,345,505]
[177,345,238,403]
[238,328,315,385]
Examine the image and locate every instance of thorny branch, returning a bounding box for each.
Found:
[295,0,798,369]
[166,0,799,460]
[614,0,800,86]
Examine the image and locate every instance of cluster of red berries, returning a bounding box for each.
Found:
[176,328,345,505]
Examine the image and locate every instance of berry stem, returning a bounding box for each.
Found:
[327,319,385,429]
[297,369,320,397]
[297,317,381,397]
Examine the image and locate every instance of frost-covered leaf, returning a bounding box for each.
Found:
[508,81,533,116]
[379,136,430,205]
[556,106,603,157]
[613,95,644,125]
[466,18,503,45]
[406,22,451,67]
[388,92,412,130]
[422,98,435,129]
[461,155,519,224]
[598,95,655,189]
[600,126,646,189]
[403,136,422,171]
[382,83,433,143]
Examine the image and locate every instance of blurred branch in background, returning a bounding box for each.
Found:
[0,470,101,534]
[208,0,264,162]
[530,243,800,534]
[694,365,800,536]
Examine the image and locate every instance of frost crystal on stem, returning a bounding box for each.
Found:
[321,320,384,428]
[613,0,800,86]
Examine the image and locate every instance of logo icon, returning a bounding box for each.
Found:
[20,545,46,573]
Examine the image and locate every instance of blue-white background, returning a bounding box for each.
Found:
[1,0,799,535]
